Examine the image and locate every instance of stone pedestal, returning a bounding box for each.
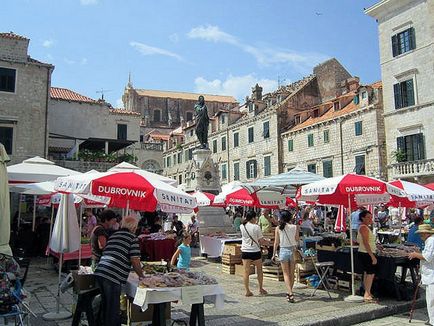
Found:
[183,148,234,234]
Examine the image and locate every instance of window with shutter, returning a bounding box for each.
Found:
[307,163,316,174]
[392,27,416,57]
[246,160,257,179]
[233,162,240,181]
[263,121,270,139]
[323,130,330,143]
[221,163,227,180]
[355,121,363,136]
[396,133,425,162]
[233,132,239,148]
[288,139,294,152]
[221,136,226,151]
[308,134,314,147]
[323,160,333,178]
[248,127,254,143]
[0,68,16,93]
[264,156,271,176]
[394,79,415,109]
[213,139,217,153]
[355,155,365,175]
[0,127,13,154]
[117,124,127,140]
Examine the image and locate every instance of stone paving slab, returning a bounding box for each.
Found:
[1,254,428,326]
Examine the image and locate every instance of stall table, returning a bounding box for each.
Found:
[126,273,225,326]
[139,236,176,261]
[200,235,242,258]
[317,248,419,299]
[49,243,92,261]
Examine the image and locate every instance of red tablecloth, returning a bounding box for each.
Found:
[139,237,176,261]
[49,243,92,261]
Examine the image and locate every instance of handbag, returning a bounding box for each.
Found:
[243,224,268,256]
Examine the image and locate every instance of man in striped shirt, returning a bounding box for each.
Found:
[94,216,145,326]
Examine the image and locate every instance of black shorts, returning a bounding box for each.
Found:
[358,252,377,274]
[241,251,262,261]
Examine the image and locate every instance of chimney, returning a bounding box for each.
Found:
[342,77,360,92]
[252,84,263,101]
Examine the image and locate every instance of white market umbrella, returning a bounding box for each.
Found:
[7,156,80,185]
[44,194,79,320]
[108,161,178,186]
[0,144,12,256]
[7,156,80,231]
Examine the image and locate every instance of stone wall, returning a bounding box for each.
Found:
[367,0,434,180]
[0,59,52,164]
[54,160,116,173]
[0,37,29,63]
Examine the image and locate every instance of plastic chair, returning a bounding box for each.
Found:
[0,304,27,326]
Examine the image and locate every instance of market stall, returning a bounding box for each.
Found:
[138,234,177,261]
[125,268,225,325]
[49,243,92,262]
[200,234,242,258]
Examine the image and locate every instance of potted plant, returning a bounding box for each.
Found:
[391,149,406,163]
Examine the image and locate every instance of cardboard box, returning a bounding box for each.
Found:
[128,298,171,322]
[235,263,255,276]
[72,270,96,291]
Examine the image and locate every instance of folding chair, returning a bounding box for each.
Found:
[0,304,26,326]
[311,261,334,299]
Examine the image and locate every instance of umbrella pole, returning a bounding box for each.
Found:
[126,200,130,215]
[78,205,83,267]
[32,195,37,232]
[46,204,55,266]
[344,195,363,302]
[17,194,22,230]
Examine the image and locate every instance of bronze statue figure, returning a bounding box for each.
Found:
[194,95,209,149]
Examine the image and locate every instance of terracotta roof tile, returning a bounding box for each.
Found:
[370,81,382,89]
[134,89,237,103]
[291,96,359,132]
[0,32,28,41]
[149,134,170,141]
[50,87,98,104]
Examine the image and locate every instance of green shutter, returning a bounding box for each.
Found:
[394,83,401,109]
[288,139,293,152]
[392,34,399,57]
[406,79,415,106]
[409,27,416,50]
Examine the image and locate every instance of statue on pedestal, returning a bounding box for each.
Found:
[194,95,209,149]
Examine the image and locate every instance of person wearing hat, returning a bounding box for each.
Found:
[408,224,434,326]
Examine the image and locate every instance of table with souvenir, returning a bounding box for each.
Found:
[199,232,242,258]
[125,262,225,326]
[138,232,177,262]
[316,242,420,300]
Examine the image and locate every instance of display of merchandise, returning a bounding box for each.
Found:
[138,270,218,288]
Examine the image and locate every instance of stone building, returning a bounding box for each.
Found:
[122,79,239,173]
[0,32,54,164]
[281,81,387,179]
[48,87,141,165]
[163,58,356,188]
[366,0,434,182]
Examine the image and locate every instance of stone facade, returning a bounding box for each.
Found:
[366,0,434,182]
[281,83,387,179]
[48,87,141,159]
[162,58,356,187]
[0,32,54,164]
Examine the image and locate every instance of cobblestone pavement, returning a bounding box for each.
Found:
[1,251,429,326]
[355,308,429,325]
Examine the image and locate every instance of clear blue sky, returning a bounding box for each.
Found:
[1,0,380,106]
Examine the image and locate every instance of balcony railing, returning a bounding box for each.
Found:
[141,142,163,151]
[388,158,434,179]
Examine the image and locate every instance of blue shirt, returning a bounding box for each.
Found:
[351,210,361,230]
[407,224,424,250]
[177,243,191,270]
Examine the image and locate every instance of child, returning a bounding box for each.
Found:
[170,233,192,270]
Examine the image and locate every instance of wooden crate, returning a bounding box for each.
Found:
[223,244,241,256]
[221,253,242,265]
[221,264,236,275]
[262,265,284,282]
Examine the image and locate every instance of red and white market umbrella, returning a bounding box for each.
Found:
[388,180,434,208]
[54,170,197,213]
[215,182,293,208]
[300,173,406,300]
[334,205,346,232]
[191,191,225,207]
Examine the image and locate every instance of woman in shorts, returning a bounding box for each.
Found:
[273,210,299,302]
[240,210,270,297]
[357,210,378,303]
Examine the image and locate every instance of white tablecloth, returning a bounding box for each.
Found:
[126,273,225,311]
[199,235,242,258]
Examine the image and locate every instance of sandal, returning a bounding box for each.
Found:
[363,297,379,303]
[245,291,253,297]
[259,289,268,295]
[286,294,295,303]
